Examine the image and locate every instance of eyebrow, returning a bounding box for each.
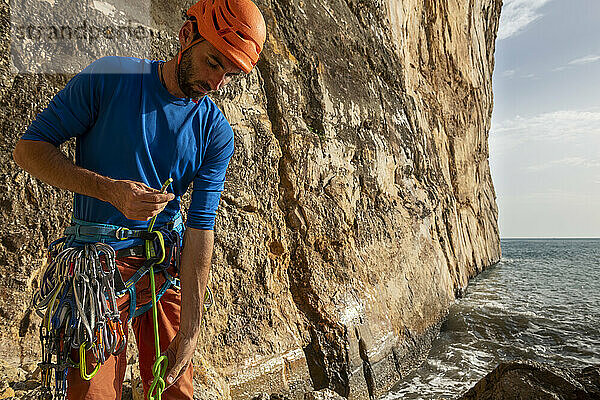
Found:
[208,53,243,76]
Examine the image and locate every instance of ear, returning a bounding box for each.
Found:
[178,20,196,48]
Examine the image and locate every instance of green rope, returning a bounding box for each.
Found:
[147,178,172,400]
[147,256,168,400]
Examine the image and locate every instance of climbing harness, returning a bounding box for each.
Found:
[33,178,214,399]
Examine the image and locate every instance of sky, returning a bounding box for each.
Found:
[489,0,600,238]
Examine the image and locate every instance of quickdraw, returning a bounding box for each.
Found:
[34,242,125,399]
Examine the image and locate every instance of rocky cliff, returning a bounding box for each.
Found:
[0,0,502,398]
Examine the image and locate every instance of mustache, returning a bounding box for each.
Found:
[194,81,212,93]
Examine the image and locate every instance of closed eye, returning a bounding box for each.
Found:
[207,52,243,77]
[207,57,219,69]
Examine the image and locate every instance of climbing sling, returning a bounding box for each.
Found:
[33,179,213,399]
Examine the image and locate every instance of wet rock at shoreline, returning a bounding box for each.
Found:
[458,360,600,400]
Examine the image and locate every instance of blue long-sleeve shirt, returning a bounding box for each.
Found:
[22,56,234,248]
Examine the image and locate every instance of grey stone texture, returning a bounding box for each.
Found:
[0,0,502,398]
[459,361,600,400]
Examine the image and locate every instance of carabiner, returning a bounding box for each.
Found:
[79,342,101,380]
[110,319,127,355]
[115,227,131,240]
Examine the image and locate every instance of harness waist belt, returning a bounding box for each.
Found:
[64,213,183,241]
[115,245,147,258]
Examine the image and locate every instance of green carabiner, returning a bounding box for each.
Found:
[145,231,166,263]
[79,342,101,380]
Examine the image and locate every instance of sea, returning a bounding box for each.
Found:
[383,238,600,399]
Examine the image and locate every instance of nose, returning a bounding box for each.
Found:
[208,71,229,91]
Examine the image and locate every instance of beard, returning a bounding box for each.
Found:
[177,50,211,101]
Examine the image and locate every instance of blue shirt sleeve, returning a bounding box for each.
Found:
[21,57,116,146]
[187,114,234,230]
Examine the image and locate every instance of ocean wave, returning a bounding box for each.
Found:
[387,239,600,399]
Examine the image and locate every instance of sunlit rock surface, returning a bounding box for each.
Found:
[0,0,501,398]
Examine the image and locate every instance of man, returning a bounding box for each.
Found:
[12,0,266,398]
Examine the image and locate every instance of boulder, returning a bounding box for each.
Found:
[458,360,600,400]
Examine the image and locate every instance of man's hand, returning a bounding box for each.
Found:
[163,330,198,387]
[161,228,213,388]
[13,140,175,220]
[108,180,175,221]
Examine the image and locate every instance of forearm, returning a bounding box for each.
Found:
[178,227,214,339]
[13,139,114,203]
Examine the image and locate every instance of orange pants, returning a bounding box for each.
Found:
[67,255,194,399]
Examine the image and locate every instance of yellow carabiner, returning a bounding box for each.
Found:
[79,342,101,381]
[145,231,166,263]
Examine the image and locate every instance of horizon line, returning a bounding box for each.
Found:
[501,237,600,239]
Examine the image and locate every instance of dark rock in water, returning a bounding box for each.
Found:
[458,360,600,400]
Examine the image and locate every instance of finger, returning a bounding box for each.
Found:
[136,202,168,213]
[128,200,170,216]
[143,208,164,221]
[138,192,175,204]
[127,206,167,221]
[166,358,190,388]
[123,210,157,221]
[162,344,179,383]
[163,350,187,388]
[130,215,150,221]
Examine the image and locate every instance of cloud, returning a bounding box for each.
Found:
[501,189,600,205]
[568,54,600,65]
[499,70,537,79]
[489,109,600,158]
[551,54,600,72]
[497,0,553,40]
[491,109,600,142]
[527,157,600,171]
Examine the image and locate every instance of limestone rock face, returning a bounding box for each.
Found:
[0,0,501,399]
